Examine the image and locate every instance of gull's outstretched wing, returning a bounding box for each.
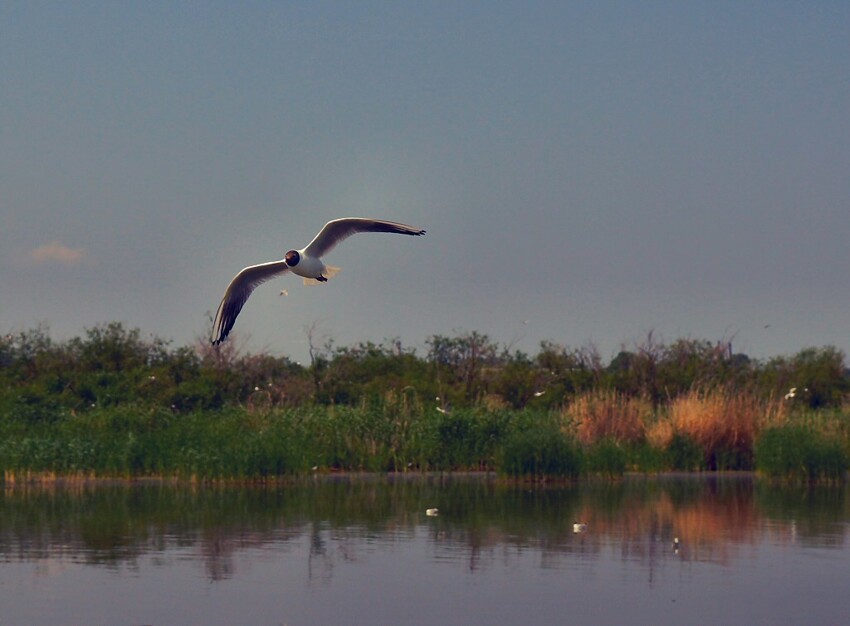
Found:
[303,218,426,258]
[211,260,290,345]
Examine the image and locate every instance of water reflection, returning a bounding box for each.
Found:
[2,475,847,578]
[1,475,849,624]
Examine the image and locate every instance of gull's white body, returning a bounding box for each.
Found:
[210,217,426,345]
[289,254,328,283]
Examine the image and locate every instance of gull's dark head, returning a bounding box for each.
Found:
[284,250,300,267]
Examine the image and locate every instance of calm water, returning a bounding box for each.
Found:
[1,474,849,625]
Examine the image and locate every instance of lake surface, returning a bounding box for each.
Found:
[1,474,849,625]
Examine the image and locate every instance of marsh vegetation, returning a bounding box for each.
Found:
[1,323,848,480]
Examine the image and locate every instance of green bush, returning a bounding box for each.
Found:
[755,425,847,482]
[586,439,627,477]
[711,444,753,471]
[499,423,582,479]
[665,434,703,471]
[625,443,667,472]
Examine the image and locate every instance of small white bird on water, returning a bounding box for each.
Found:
[211,217,426,344]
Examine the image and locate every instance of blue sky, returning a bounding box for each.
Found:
[2,2,849,363]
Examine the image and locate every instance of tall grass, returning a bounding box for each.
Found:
[0,401,523,480]
[566,391,652,445]
[498,412,582,479]
[1,389,846,481]
[664,388,785,470]
[754,408,850,481]
[565,387,792,473]
[620,388,786,470]
[755,424,847,482]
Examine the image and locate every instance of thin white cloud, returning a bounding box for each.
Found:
[28,241,87,265]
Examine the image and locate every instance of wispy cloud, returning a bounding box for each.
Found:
[28,241,87,265]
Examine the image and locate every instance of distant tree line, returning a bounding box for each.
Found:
[1,322,847,420]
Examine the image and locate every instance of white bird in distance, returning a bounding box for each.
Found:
[211,217,426,345]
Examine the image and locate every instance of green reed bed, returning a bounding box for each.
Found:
[0,404,515,479]
[754,410,850,482]
[1,402,849,481]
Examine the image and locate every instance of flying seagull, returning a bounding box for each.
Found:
[210,217,426,344]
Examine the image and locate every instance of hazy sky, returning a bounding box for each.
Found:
[3,2,849,363]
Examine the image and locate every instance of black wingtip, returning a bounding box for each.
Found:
[210,326,229,345]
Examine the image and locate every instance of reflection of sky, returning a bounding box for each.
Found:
[1,479,849,624]
[5,531,850,625]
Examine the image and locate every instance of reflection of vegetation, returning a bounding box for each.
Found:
[1,323,849,479]
[755,482,849,547]
[1,478,847,580]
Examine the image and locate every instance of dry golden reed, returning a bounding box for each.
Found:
[564,387,786,455]
[566,390,653,445]
[646,418,676,450]
[667,387,785,454]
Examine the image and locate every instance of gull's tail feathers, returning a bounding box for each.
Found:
[303,265,341,286]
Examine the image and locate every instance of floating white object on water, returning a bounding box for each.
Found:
[426,508,439,517]
[573,523,587,533]
[673,537,680,553]
[279,289,288,296]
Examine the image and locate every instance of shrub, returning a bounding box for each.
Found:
[755,425,847,482]
[665,433,704,471]
[499,424,582,479]
[586,439,627,477]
